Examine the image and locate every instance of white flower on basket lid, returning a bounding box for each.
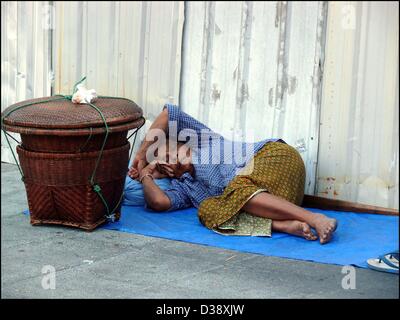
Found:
[71,84,98,104]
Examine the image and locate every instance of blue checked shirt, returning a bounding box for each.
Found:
[163,104,283,211]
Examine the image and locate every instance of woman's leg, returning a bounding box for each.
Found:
[243,192,337,244]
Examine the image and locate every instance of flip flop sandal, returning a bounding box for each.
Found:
[381,252,399,268]
[367,251,399,274]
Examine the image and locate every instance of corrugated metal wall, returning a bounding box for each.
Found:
[1,1,52,163]
[1,1,398,209]
[180,1,327,195]
[317,1,399,209]
[1,1,184,162]
[53,1,184,119]
[53,0,184,150]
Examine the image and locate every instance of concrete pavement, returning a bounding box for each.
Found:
[1,162,398,299]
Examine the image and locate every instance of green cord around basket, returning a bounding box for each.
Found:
[1,96,67,179]
[86,101,109,186]
[93,124,143,220]
[1,77,143,221]
[1,76,86,179]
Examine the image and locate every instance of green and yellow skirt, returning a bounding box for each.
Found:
[198,141,306,237]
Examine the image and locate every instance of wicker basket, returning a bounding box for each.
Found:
[13,119,145,153]
[2,96,145,231]
[18,143,129,230]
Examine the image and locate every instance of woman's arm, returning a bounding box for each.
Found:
[132,107,169,172]
[139,161,195,211]
[139,162,171,211]
[141,176,171,211]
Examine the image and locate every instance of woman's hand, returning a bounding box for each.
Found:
[131,151,148,173]
[128,167,139,179]
[138,161,169,181]
[138,162,155,180]
[128,151,147,179]
[156,161,193,179]
[131,107,169,174]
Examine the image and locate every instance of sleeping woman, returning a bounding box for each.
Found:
[125,104,337,244]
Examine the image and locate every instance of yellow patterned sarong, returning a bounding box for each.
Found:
[198,141,306,236]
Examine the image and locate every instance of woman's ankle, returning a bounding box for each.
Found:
[304,212,324,228]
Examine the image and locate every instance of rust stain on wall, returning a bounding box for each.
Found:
[288,76,297,95]
[211,84,221,101]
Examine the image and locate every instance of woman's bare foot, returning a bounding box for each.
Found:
[272,220,317,241]
[310,214,337,244]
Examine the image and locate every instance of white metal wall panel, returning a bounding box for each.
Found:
[1,1,52,163]
[53,1,184,155]
[53,1,184,118]
[317,1,399,209]
[279,2,327,193]
[180,1,327,194]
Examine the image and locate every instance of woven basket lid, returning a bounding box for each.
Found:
[1,96,143,130]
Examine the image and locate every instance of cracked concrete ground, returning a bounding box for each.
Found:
[1,162,398,298]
